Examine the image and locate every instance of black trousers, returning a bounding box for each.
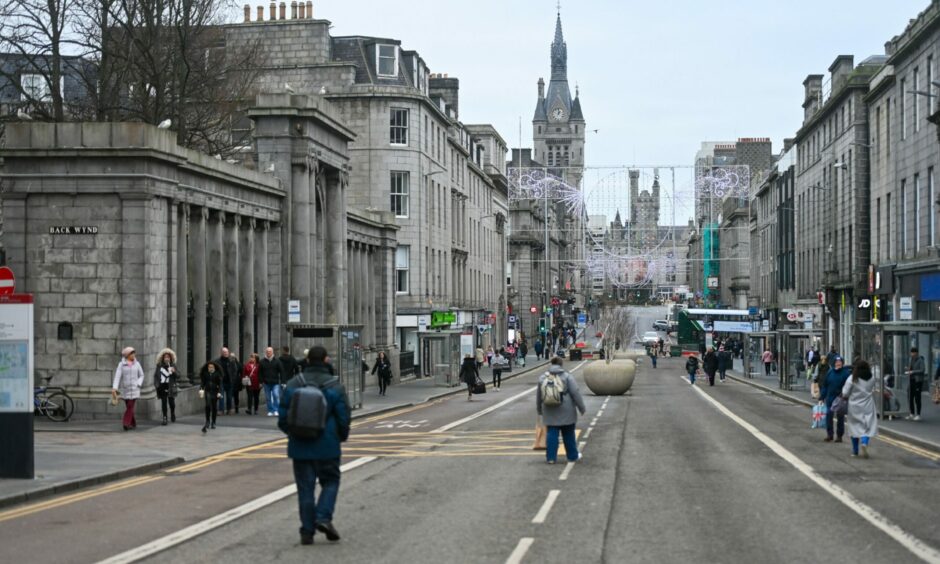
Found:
[247,389,260,413]
[378,376,389,395]
[492,369,502,388]
[160,395,176,418]
[204,398,218,425]
[909,380,924,415]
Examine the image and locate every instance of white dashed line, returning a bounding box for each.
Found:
[505,537,535,564]
[590,418,598,426]
[531,489,561,524]
[582,428,592,439]
[558,461,575,481]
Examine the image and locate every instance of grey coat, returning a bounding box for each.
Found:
[536,366,586,427]
[842,376,878,438]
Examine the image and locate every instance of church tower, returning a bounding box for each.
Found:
[532,10,585,189]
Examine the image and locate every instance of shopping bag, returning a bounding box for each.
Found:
[811,404,826,429]
[533,417,547,450]
[810,382,820,400]
[471,376,487,395]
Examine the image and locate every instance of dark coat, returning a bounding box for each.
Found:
[820,366,851,407]
[199,363,223,404]
[259,356,281,385]
[215,356,239,390]
[371,357,392,380]
[459,358,478,384]
[717,350,732,371]
[278,364,350,460]
[685,356,700,373]
[278,354,300,382]
[702,351,719,374]
[153,361,179,399]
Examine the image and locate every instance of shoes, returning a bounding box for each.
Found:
[835,438,843,443]
[905,414,915,420]
[254,410,259,415]
[162,417,168,426]
[824,437,833,442]
[861,445,869,458]
[546,460,556,465]
[300,529,314,545]
[316,521,341,542]
[274,411,279,417]
[210,423,216,429]
[201,425,207,434]
[267,412,274,417]
[123,425,129,431]
[850,452,858,457]
[913,415,921,421]
[573,452,583,463]
[170,413,176,423]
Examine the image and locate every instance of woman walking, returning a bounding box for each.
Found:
[842,359,878,458]
[536,357,586,464]
[243,353,261,414]
[154,348,179,425]
[459,354,479,401]
[112,347,145,431]
[819,356,850,443]
[371,351,393,396]
[491,349,508,390]
[200,361,223,433]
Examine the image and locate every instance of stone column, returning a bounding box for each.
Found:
[243,218,256,355]
[210,211,225,356]
[226,214,241,354]
[176,203,190,381]
[349,242,359,325]
[192,207,208,372]
[256,221,270,349]
[291,156,312,323]
[309,163,320,323]
[364,246,374,346]
[324,170,348,324]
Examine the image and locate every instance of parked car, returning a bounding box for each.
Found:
[652,320,669,331]
[641,331,660,345]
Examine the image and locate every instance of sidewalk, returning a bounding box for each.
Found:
[727,365,940,453]
[0,355,550,510]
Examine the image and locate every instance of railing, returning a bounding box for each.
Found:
[399,350,415,377]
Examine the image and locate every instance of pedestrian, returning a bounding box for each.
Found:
[475,346,485,371]
[658,337,666,357]
[685,354,700,385]
[536,357,586,464]
[279,346,300,389]
[717,346,731,383]
[154,348,179,425]
[112,347,145,431]
[520,341,528,366]
[761,347,774,376]
[819,355,850,443]
[486,346,494,366]
[534,339,543,360]
[826,345,839,368]
[215,347,239,415]
[243,353,261,415]
[459,354,479,400]
[648,344,657,368]
[278,346,349,545]
[199,361,223,433]
[260,347,282,417]
[702,346,719,386]
[905,347,926,421]
[491,348,507,390]
[371,351,392,396]
[842,359,878,458]
[812,356,829,399]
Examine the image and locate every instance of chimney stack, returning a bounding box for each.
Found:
[243,4,250,21]
[828,55,854,93]
[298,1,305,18]
[802,74,824,124]
[290,1,296,19]
[279,1,285,20]
[257,5,263,20]
[269,2,275,20]
[306,1,312,18]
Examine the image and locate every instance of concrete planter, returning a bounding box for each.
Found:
[583,359,636,395]
[612,351,641,361]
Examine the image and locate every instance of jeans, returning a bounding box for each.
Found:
[718,369,727,381]
[292,458,341,534]
[264,383,281,414]
[909,379,924,415]
[546,424,579,463]
[688,369,696,385]
[650,355,657,368]
[825,409,845,439]
[764,362,771,376]
[850,436,870,455]
[219,384,232,412]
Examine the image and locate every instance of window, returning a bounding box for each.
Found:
[930,168,936,247]
[913,68,920,132]
[900,79,907,140]
[20,73,49,102]
[390,171,409,217]
[377,44,398,77]
[390,108,408,145]
[915,174,921,252]
[929,56,935,98]
[886,98,892,156]
[395,246,410,294]
[901,179,907,254]
[875,198,881,262]
[886,192,892,260]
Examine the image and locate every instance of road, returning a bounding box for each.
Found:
[2,307,939,563]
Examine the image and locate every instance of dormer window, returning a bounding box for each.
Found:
[377,45,398,77]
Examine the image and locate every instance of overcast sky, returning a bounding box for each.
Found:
[294,0,928,222]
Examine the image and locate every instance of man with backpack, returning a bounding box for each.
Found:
[536,357,586,464]
[278,346,350,546]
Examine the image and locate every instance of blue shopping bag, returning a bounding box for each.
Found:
[811,404,827,429]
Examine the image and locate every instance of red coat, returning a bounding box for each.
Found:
[243,362,261,391]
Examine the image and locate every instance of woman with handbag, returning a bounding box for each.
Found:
[818,356,850,443]
[242,353,261,415]
[842,359,878,458]
[154,348,179,425]
[112,347,145,431]
[200,361,223,433]
[459,354,479,401]
[371,351,393,396]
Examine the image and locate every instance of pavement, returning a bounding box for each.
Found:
[0,355,550,510]
[723,359,940,452]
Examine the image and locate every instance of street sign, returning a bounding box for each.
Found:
[747,306,758,316]
[508,314,517,325]
[577,313,587,326]
[0,266,14,296]
[287,299,301,323]
[899,296,913,320]
[529,306,538,314]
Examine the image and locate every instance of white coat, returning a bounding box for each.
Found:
[113,359,145,400]
[842,376,878,438]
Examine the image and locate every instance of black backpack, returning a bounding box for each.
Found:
[286,374,337,440]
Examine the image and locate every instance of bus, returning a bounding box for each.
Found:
[676,308,754,354]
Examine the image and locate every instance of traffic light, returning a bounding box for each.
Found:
[539,318,546,334]
[566,297,576,305]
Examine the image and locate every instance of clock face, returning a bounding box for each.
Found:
[551,107,565,121]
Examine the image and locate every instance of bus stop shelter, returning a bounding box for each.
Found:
[287,324,365,409]
[776,328,824,391]
[857,321,939,419]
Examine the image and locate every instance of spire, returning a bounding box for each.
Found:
[550,10,567,81]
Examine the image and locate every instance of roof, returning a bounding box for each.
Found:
[570,96,583,121]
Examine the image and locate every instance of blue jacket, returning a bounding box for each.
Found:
[278,364,350,460]
[819,366,851,407]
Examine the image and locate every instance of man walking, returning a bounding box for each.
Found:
[279,346,300,389]
[260,347,282,417]
[278,346,350,546]
[906,347,926,421]
[536,357,586,464]
[216,347,239,415]
[534,339,543,361]
[717,346,731,382]
[703,346,719,386]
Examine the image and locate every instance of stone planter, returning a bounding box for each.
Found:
[583,359,636,395]
[612,350,640,361]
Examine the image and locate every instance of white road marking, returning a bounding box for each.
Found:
[590,418,598,426]
[95,457,378,564]
[558,461,575,481]
[531,489,561,524]
[432,361,586,434]
[685,375,940,563]
[597,410,604,417]
[579,441,586,450]
[582,428,593,439]
[505,537,535,564]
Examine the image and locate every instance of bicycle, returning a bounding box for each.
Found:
[34,378,75,422]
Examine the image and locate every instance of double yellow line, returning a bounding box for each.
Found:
[877,434,940,461]
[0,475,163,523]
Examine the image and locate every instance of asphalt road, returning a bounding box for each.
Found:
[3,308,939,563]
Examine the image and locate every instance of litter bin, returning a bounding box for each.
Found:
[569,349,583,361]
[670,345,682,357]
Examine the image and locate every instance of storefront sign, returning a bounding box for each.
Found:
[707,277,719,289]
[431,311,457,327]
[899,296,913,320]
[856,297,881,310]
[417,315,429,332]
[713,320,753,333]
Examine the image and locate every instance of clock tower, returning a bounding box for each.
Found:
[532,9,585,189]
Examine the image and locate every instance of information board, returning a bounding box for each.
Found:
[0,298,34,413]
[713,320,754,333]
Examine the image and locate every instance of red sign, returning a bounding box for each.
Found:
[529,306,537,314]
[0,294,32,303]
[0,266,14,296]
